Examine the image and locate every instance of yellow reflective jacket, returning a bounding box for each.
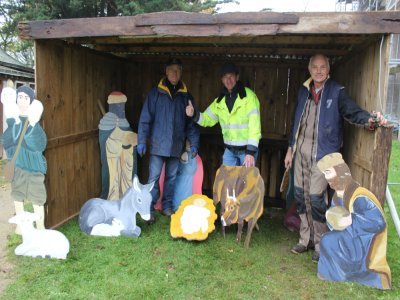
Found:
[198,87,261,149]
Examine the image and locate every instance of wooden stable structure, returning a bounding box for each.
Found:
[18,11,400,228]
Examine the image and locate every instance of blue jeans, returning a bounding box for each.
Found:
[222,148,258,166]
[148,155,179,214]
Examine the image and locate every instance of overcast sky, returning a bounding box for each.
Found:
[217,0,338,13]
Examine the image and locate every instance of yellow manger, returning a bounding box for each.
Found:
[170,194,217,241]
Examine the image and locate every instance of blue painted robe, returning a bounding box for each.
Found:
[318,187,391,290]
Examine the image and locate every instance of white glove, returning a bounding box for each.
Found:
[27,100,44,127]
[1,86,20,123]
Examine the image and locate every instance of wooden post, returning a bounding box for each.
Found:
[370,126,393,205]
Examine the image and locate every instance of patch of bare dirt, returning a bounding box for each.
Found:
[0,184,15,296]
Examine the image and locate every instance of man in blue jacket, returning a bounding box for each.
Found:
[284,54,386,262]
[138,58,199,222]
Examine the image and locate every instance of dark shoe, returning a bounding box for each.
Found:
[146,215,156,225]
[312,251,320,263]
[291,243,308,254]
[162,209,173,217]
[307,240,315,250]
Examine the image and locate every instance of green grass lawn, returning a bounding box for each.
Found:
[3,141,400,299]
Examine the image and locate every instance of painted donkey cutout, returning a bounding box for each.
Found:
[79,175,154,238]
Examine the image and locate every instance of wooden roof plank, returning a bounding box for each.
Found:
[18,17,154,40]
[94,44,350,57]
[18,11,400,40]
[151,24,278,37]
[67,35,374,46]
[215,12,299,24]
[135,11,215,25]
[279,11,400,34]
[134,11,299,26]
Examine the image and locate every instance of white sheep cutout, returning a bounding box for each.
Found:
[90,218,125,236]
[8,212,70,259]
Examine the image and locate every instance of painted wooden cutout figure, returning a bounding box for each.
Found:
[154,142,203,213]
[213,166,265,248]
[79,176,154,238]
[316,153,391,290]
[172,141,203,211]
[170,194,217,241]
[99,91,137,200]
[8,212,69,259]
[90,218,125,237]
[1,81,47,233]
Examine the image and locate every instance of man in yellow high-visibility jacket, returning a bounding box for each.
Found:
[186,62,261,167]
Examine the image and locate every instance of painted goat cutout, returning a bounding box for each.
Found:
[8,212,70,259]
[213,166,264,248]
[79,176,154,238]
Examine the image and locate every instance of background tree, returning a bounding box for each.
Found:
[0,0,235,66]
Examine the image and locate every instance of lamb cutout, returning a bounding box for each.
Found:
[90,218,125,236]
[79,175,154,238]
[8,212,70,259]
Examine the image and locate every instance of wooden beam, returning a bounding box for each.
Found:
[67,34,375,47]
[94,44,350,57]
[47,129,98,150]
[280,11,400,34]
[151,24,278,37]
[215,12,299,24]
[135,11,214,25]
[18,17,153,40]
[134,11,299,26]
[370,126,393,205]
[18,11,400,40]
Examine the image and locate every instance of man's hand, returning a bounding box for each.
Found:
[190,146,198,158]
[243,154,255,168]
[137,144,146,157]
[186,100,194,117]
[367,111,387,130]
[284,147,293,169]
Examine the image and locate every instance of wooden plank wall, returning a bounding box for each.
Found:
[124,57,308,205]
[333,36,392,203]
[35,40,124,227]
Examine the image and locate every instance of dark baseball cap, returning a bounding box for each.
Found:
[166,57,183,68]
[220,62,239,76]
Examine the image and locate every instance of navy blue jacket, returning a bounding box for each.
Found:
[290,78,370,161]
[138,78,199,158]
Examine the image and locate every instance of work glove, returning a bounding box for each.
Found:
[137,144,146,157]
[190,146,198,158]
